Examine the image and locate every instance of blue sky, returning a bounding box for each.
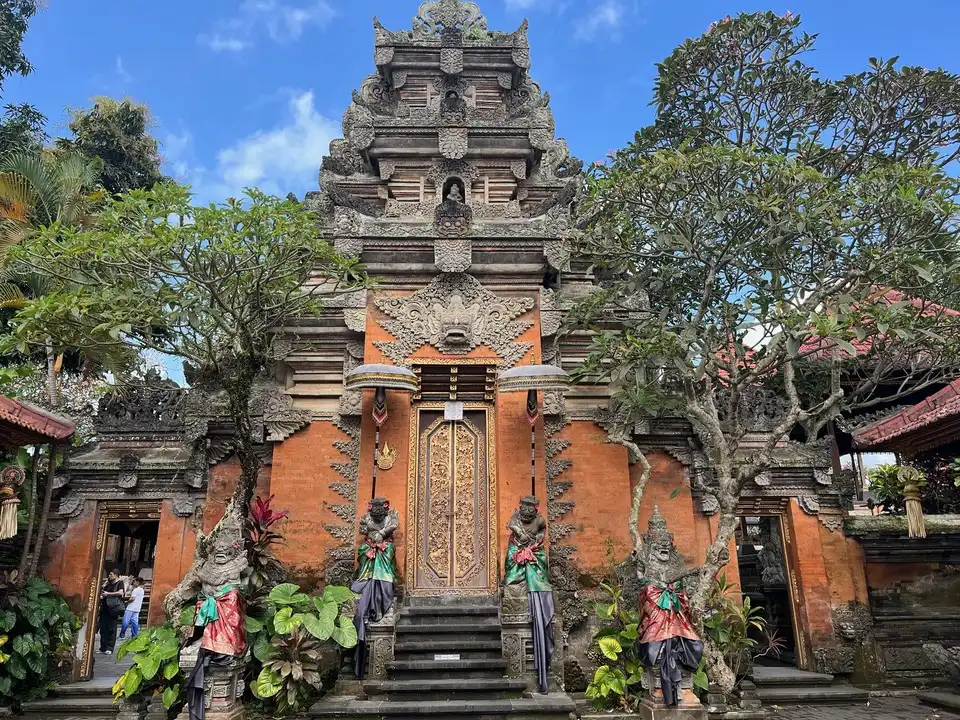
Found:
[8,0,960,206]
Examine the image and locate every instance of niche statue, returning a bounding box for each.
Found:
[503,496,555,694]
[352,497,400,678]
[635,507,705,710]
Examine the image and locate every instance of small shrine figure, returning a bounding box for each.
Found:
[503,496,555,694]
[179,508,248,720]
[445,181,464,204]
[352,497,400,678]
[635,507,705,709]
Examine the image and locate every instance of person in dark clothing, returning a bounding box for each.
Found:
[98,570,125,654]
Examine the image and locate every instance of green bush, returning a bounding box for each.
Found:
[868,464,927,514]
[0,571,80,709]
[247,583,358,715]
[112,622,185,711]
[584,582,644,711]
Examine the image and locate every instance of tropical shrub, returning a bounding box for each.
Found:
[244,495,288,595]
[584,582,644,711]
[868,464,927,514]
[247,582,358,714]
[700,575,781,686]
[0,571,80,708]
[112,623,183,711]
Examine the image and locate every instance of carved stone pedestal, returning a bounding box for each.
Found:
[365,613,397,681]
[116,696,148,720]
[145,695,169,720]
[500,589,562,694]
[176,643,246,720]
[638,669,707,720]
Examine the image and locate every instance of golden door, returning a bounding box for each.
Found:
[407,406,498,595]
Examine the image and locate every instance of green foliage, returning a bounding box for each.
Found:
[0,571,81,709]
[867,464,927,514]
[247,583,357,715]
[702,574,777,683]
[112,623,183,710]
[0,103,46,157]
[55,97,164,195]
[584,582,644,711]
[0,1,38,94]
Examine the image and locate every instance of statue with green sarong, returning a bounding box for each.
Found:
[352,497,399,678]
[503,496,554,693]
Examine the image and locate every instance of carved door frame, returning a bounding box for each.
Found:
[735,503,809,670]
[78,500,162,680]
[405,400,498,596]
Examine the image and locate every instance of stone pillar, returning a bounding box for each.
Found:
[176,644,246,720]
[366,614,397,681]
[501,591,536,693]
[116,696,148,720]
[145,695,168,720]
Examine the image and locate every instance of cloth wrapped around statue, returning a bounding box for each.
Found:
[352,499,400,679]
[636,578,704,707]
[185,585,247,720]
[503,496,555,695]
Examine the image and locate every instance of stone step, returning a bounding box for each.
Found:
[364,677,529,701]
[21,695,118,718]
[310,692,577,719]
[395,621,502,636]
[756,683,870,705]
[400,605,499,617]
[394,637,503,660]
[404,595,499,609]
[388,658,508,680]
[751,665,834,686]
[398,613,501,627]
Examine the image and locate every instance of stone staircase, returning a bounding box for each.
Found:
[21,679,119,719]
[310,595,576,719]
[752,664,870,707]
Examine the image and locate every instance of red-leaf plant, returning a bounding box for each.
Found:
[244,495,289,597]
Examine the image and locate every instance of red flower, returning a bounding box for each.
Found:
[250,495,289,528]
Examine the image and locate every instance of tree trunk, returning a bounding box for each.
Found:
[28,444,57,579]
[16,447,41,583]
[45,338,58,407]
[690,506,739,613]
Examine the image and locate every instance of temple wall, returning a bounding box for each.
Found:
[203,457,271,533]
[150,501,197,626]
[42,500,98,617]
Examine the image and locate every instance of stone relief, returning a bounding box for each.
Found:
[375,273,534,367]
[326,415,362,586]
[434,238,472,272]
[413,0,488,39]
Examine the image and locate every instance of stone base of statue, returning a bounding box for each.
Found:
[116,696,148,720]
[637,669,706,720]
[177,642,246,720]
[500,584,562,694]
[363,611,397,682]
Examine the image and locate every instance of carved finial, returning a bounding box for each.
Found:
[646,506,673,546]
[413,0,488,39]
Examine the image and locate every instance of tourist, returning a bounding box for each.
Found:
[98,570,125,654]
[119,577,145,640]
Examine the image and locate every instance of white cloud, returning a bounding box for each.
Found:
[161,91,338,203]
[575,0,623,41]
[115,56,132,83]
[199,0,335,53]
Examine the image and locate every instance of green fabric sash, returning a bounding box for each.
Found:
[640,579,682,612]
[355,540,397,583]
[503,542,552,592]
[195,584,237,627]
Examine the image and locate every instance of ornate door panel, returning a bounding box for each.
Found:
[408,406,497,595]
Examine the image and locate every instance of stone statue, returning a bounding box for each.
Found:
[503,496,554,693]
[178,506,248,720]
[352,497,400,678]
[446,181,464,203]
[635,507,705,711]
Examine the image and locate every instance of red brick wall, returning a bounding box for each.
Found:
[149,501,197,626]
[203,457,271,533]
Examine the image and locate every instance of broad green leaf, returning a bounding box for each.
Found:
[178,606,196,627]
[137,652,161,681]
[321,585,356,605]
[620,623,639,641]
[302,612,333,642]
[245,615,264,633]
[331,614,358,649]
[252,668,282,699]
[594,602,613,619]
[8,655,26,679]
[163,660,180,681]
[598,636,622,661]
[269,583,309,607]
[123,666,143,698]
[162,684,180,710]
[273,606,300,634]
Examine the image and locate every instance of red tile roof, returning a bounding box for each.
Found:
[853,377,960,451]
[0,394,76,447]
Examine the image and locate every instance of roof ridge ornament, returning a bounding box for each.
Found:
[413,0,488,39]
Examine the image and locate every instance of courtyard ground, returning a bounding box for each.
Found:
[766,695,960,719]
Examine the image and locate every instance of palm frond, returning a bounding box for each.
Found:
[0,153,60,225]
[0,282,28,309]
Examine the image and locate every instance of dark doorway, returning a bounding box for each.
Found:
[92,519,159,681]
[735,515,799,666]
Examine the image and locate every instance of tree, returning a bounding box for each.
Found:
[0,103,45,157]
[0,1,45,158]
[56,97,164,195]
[2,183,367,590]
[573,12,960,691]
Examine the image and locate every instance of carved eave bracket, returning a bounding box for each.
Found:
[255,387,314,443]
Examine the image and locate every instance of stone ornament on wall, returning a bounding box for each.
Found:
[435,238,472,271]
[375,272,534,367]
[413,0,488,39]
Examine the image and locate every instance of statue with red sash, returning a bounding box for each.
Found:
[636,507,706,714]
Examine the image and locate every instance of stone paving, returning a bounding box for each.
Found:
[765,696,960,719]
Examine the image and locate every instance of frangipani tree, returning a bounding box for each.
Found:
[2,183,367,584]
[573,11,960,691]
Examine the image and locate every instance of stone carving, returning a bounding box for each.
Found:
[757,523,786,586]
[258,387,313,443]
[413,0,488,39]
[814,468,833,486]
[117,454,139,489]
[172,497,196,518]
[539,288,564,338]
[435,237,472,271]
[754,471,772,487]
[339,344,365,417]
[326,416,361,585]
[799,496,821,515]
[97,370,184,435]
[438,127,469,159]
[923,643,960,686]
[375,273,534,367]
[354,74,403,117]
[435,179,473,236]
[700,494,720,515]
[440,46,464,76]
[536,138,583,181]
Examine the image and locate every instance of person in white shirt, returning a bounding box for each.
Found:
[120,577,145,639]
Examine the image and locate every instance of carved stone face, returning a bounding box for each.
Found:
[439,294,474,346]
[369,497,390,522]
[518,496,539,522]
[212,528,243,566]
[650,539,672,564]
